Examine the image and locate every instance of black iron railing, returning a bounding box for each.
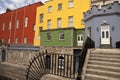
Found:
[77,37,95,80]
[26,52,80,80]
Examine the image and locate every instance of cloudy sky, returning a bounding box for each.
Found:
[0,0,47,14]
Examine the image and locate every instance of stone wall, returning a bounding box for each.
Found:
[6,50,39,66]
[40,46,74,55]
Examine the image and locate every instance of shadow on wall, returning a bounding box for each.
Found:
[116,41,120,48]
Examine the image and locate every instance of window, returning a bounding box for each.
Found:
[25,17,28,27]
[39,27,42,38]
[48,6,52,12]
[59,32,64,40]
[102,31,105,38]
[8,38,10,44]
[106,31,109,38]
[58,3,62,10]
[78,34,83,41]
[68,16,73,27]
[40,14,44,22]
[15,37,18,43]
[2,38,4,44]
[16,19,19,29]
[2,23,5,31]
[23,37,27,44]
[69,1,73,8]
[87,27,91,37]
[57,18,62,28]
[47,19,51,29]
[58,56,64,69]
[9,21,12,30]
[47,32,51,41]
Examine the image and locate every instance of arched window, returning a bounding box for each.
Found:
[58,56,64,69]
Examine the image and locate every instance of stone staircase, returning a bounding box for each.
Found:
[82,49,120,80]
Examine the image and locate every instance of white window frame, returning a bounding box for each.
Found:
[69,1,74,8]
[57,18,62,28]
[16,19,19,29]
[59,32,64,40]
[68,16,73,27]
[25,17,28,28]
[8,38,10,44]
[2,23,5,31]
[15,37,18,43]
[9,21,12,30]
[58,3,62,10]
[48,6,52,12]
[23,37,27,44]
[48,19,51,29]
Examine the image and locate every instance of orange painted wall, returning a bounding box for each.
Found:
[0,2,43,45]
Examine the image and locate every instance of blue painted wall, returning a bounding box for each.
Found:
[84,1,120,48]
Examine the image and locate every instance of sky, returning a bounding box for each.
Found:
[0,0,48,14]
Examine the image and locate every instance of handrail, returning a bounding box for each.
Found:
[77,37,95,80]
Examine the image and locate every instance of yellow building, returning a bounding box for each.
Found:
[34,0,90,46]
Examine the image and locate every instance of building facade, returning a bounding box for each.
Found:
[91,0,120,7]
[34,0,90,46]
[84,1,120,48]
[0,2,43,45]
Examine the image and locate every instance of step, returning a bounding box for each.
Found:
[90,49,120,54]
[85,73,120,80]
[89,57,120,63]
[88,60,120,67]
[87,64,120,72]
[90,54,120,59]
[90,52,120,55]
[86,69,120,78]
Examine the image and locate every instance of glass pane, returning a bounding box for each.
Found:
[106,31,109,38]
[102,31,105,38]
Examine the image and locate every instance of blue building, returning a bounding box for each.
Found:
[84,1,120,48]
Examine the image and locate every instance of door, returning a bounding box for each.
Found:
[73,49,81,73]
[1,50,6,61]
[45,55,51,69]
[77,34,83,46]
[101,25,110,44]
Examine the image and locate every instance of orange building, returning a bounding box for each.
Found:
[0,2,43,45]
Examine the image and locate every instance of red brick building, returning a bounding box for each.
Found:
[0,2,43,45]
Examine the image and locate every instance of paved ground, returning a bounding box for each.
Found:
[41,74,75,80]
[0,62,75,80]
[0,62,26,80]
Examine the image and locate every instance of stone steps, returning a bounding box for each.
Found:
[86,69,120,78]
[87,64,120,72]
[83,49,120,80]
[89,57,120,63]
[90,54,120,59]
[85,74,120,80]
[88,60,120,67]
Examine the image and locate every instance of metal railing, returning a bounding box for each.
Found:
[77,37,95,80]
[26,52,80,80]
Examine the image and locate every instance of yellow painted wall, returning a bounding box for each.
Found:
[34,0,90,46]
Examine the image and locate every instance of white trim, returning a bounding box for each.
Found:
[59,32,64,40]
[25,17,28,28]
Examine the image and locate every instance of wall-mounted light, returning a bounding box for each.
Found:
[112,26,114,31]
